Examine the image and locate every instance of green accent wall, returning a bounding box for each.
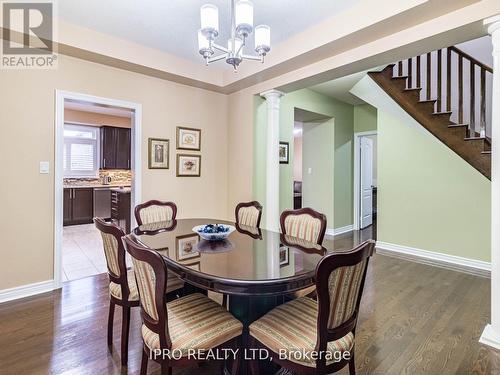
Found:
[354,103,377,132]
[253,88,354,229]
[377,110,491,262]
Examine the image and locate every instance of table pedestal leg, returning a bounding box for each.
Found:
[229,295,282,375]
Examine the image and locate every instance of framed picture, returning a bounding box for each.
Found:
[184,261,201,272]
[279,142,289,164]
[177,154,201,177]
[176,233,200,261]
[148,138,169,169]
[177,126,201,151]
[279,246,290,267]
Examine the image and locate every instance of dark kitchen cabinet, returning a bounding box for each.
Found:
[111,189,131,233]
[63,188,94,226]
[101,126,131,170]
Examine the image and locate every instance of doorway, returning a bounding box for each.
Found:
[354,131,377,230]
[54,91,142,287]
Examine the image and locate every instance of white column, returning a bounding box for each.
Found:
[260,89,284,232]
[480,15,500,350]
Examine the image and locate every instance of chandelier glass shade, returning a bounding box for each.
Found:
[198,0,271,71]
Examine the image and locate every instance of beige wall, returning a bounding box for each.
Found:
[64,109,131,128]
[0,55,228,290]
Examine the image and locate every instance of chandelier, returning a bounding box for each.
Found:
[198,0,271,71]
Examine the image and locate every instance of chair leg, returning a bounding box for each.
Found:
[348,349,356,375]
[140,349,148,375]
[121,306,131,366]
[107,301,115,347]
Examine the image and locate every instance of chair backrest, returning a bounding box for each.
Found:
[235,201,263,228]
[315,240,375,348]
[122,234,172,349]
[280,207,327,244]
[94,218,130,298]
[135,200,177,225]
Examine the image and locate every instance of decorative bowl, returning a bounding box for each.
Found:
[193,224,236,241]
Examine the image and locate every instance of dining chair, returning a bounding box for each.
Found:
[94,217,140,366]
[235,201,263,227]
[280,207,327,298]
[122,234,243,375]
[248,240,375,375]
[134,200,178,226]
[134,200,185,296]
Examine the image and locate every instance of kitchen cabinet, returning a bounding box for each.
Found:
[63,188,94,226]
[101,126,131,170]
[111,189,131,233]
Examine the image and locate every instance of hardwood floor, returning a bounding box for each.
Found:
[0,235,498,374]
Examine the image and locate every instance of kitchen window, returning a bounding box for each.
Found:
[63,124,100,177]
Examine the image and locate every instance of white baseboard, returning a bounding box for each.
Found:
[480,324,500,350]
[0,280,56,304]
[376,241,491,277]
[326,225,354,236]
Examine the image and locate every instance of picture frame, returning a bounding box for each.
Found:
[279,245,290,267]
[177,154,201,177]
[176,126,201,151]
[279,142,289,164]
[176,233,200,261]
[148,138,169,169]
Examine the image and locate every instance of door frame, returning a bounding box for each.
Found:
[54,90,142,289]
[353,130,377,230]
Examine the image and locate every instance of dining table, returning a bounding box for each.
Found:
[133,217,370,374]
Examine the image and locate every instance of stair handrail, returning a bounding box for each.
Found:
[448,46,493,73]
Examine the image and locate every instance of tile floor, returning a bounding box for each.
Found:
[62,223,131,282]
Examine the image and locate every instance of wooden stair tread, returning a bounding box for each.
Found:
[419,99,437,103]
[464,137,486,141]
[482,151,492,155]
[432,111,453,115]
[404,87,422,91]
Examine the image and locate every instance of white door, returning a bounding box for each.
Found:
[360,137,374,229]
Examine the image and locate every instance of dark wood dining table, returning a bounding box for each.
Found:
[133,218,369,374]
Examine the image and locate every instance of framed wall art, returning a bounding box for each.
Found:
[176,154,201,177]
[148,138,169,169]
[176,126,201,151]
[279,141,289,164]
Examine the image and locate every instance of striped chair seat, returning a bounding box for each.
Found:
[249,297,354,367]
[109,270,139,301]
[141,293,243,355]
[110,270,184,301]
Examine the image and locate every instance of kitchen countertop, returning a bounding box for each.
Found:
[63,184,131,189]
[110,187,131,193]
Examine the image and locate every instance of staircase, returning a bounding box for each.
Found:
[369,46,493,179]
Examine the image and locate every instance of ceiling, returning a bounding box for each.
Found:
[65,100,134,118]
[309,69,380,105]
[59,0,361,67]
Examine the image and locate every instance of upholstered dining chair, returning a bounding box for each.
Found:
[280,207,327,298]
[134,200,177,226]
[134,200,185,297]
[249,240,375,375]
[94,217,140,366]
[122,234,243,375]
[235,201,263,228]
[280,207,327,244]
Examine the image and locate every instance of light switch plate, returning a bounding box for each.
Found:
[308,167,312,174]
[39,161,50,174]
